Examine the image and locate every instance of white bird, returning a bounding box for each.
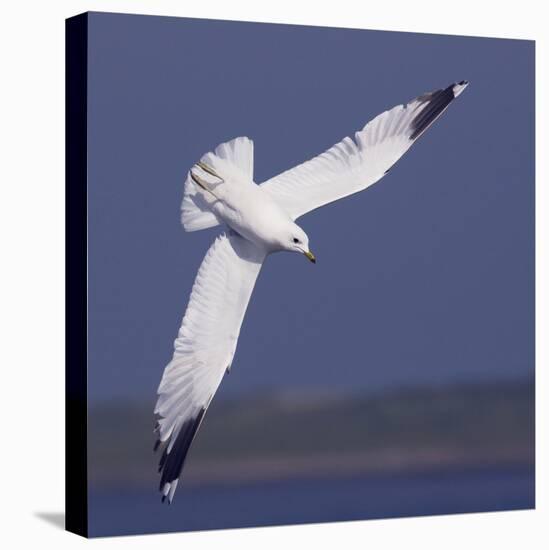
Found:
[154,81,469,502]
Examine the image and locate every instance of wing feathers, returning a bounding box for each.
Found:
[158,408,206,503]
[154,232,266,502]
[410,83,465,140]
[260,81,468,220]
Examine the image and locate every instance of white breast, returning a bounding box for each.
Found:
[213,182,292,250]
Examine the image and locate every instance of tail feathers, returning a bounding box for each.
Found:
[180,137,254,232]
[203,136,254,183]
[180,180,221,232]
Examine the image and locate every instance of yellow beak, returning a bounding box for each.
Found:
[304,250,316,264]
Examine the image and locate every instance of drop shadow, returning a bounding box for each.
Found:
[35,512,65,530]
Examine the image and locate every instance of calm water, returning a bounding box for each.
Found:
[88,467,534,538]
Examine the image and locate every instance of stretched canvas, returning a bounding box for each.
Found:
[66,11,535,538]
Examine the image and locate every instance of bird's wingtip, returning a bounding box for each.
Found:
[453,80,469,97]
[409,80,469,140]
[156,409,206,504]
[159,480,178,504]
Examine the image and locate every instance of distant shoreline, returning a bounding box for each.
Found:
[88,377,534,489]
[89,446,533,488]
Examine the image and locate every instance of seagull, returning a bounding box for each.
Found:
[153,81,469,502]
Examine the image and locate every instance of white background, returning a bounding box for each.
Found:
[0,0,545,547]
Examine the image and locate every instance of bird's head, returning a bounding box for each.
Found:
[280,223,316,263]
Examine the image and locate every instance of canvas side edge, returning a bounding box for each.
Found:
[65,12,89,539]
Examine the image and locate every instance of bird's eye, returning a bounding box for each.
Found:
[293,238,300,244]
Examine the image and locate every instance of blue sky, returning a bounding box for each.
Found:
[87,13,534,404]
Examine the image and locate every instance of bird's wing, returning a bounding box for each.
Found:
[260,81,468,220]
[154,232,266,502]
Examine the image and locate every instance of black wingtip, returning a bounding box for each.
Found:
[452,80,469,97]
[157,407,206,501]
[410,81,468,140]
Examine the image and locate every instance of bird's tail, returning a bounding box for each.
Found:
[181,136,254,232]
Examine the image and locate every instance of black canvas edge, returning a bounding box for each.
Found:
[65,12,89,538]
